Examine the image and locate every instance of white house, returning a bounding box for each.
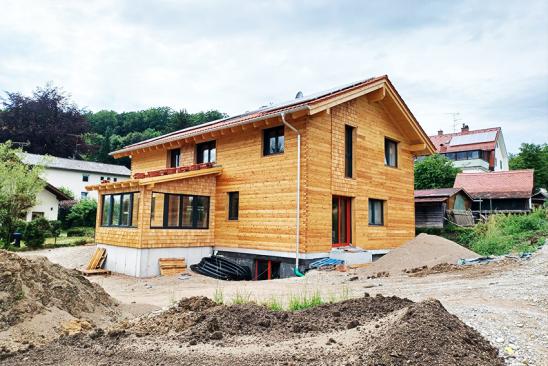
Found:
[25,183,72,222]
[429,125,509,173]
[21,153,131,200]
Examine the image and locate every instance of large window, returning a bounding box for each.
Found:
[345,125,354,178]
[384,138,398,167]
[196,141,216,163]
[443,150,488,162]
[228,192,239,220]
[150,193,210,229]
[332,196,352,246]
[368,199,384,226]
[101,192,140,227]
[263,126,285,156]
[169,148,181,168]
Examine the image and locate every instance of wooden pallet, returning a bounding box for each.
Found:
[79,268,111,276]
[78,248,109,276]
[159,258,186,276]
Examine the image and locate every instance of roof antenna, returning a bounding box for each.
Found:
[444,112,460,133]
[295,91,303,99]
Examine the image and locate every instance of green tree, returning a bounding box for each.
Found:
[66,199,97,227]
[414,154,462,189]
[509,143,548,190]
[58,186,75,200]
[0,142,45,246]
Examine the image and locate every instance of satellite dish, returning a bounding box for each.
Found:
[295,91,303,99]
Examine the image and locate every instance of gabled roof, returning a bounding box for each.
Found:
[44,183,72,201]
[430,127,500,153]
[21,153,131,176]
[111,75,435,157]
[453,170,534,199]
[414,188,472,203]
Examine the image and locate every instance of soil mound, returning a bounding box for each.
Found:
[365,233,478,276]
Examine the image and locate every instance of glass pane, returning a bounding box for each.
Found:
[469,150,480,159]
[121,194,131,226]
[182,196,193,227]
[456,152,467,160]
[269,136,276,154]
[277,134,284,153]
[150,193,165,227]
[389,142,396,166]
[167,194,180,227]
[332,198,338,243]
[194,196,209,228]
[111,195,121,226]
[340,198,347,243]
[102,195,111,226]
[131,193,140,226]
[210,146,216,163]
[228,192,239,220]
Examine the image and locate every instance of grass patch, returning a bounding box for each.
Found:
[288,290,324,311]
[231,290,253,305]
[213,286,224,305]
[263,296,283,311]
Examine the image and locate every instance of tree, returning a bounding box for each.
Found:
[0,142,45,246]
[0,84,89,158]
[414,154,462,190]
[66,199,97,227]
[58,186,75,200]
[509,143,548,190]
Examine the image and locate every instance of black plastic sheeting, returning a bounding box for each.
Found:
[190,256,252,281]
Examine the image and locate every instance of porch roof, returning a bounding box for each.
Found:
[85,166,223,192]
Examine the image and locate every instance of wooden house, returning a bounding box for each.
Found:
[86,75,435,277]
[414,188,474,228]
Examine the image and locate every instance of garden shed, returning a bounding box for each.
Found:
[414,188,474,228]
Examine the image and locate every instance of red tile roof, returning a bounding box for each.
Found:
[453,170,534,199]
[430,127,500,153]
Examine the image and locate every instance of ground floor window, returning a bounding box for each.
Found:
[150,192,209,229]
[31,212,44,220]
[368,199,384,226]
[254,259,280,280]
[101,192,140,227]
[332,196,352,247]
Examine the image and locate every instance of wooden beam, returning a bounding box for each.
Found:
[408,143,427,152]
[366,87,386,103]
[290,109,309,119]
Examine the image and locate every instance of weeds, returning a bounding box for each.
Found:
[231,289,253,305]
[263,296,283,311]
[288,290,324,311]
[213,286,224,304]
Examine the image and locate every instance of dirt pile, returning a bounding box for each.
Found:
[0,250,120,354]
[3,295,504,365]
[365,233,478,276]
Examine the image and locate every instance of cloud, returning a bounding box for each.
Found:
[0,0,546,152]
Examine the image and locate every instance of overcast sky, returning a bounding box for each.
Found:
[1,0,547,153]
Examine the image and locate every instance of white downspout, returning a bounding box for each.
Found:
[280,112,303,276]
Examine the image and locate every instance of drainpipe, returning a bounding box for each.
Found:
[280,112,304,277]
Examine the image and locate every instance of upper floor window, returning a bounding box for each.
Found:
[263,126,284,156]
[82,174,89,182]
[169,148,181,168]
[197,141,216,164]
[228,191,239,220]
[384,138,398,167]
[345,125,354,178]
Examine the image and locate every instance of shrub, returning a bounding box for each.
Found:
[65,199,97,227]
[66,227,95,237]
[58,200,77,229]
[24,217,51,248]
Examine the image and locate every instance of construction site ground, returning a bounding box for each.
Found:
[15,243,548,365]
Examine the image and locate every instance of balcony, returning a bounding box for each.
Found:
[452,159,490,172]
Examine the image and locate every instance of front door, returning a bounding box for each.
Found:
[332,196,352,247]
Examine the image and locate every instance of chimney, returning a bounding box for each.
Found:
[461,123,469,133]
[437,129,443,135]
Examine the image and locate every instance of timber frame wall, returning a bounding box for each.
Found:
[93,84,429,254]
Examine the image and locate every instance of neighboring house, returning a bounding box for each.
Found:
[453,170,534,214]
[86,75,435,277]
[532,189,547,209]
[25,183,72,222]
[414,188,474,228]
[429,125,509,172]
[22,153,131,200]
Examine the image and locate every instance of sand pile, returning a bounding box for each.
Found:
[365,233,478,276]
[5,295,503,365]
[0,250,120,354]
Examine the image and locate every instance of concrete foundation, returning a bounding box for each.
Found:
[97,243,212,277]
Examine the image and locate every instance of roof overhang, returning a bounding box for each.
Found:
[86,166,223,191]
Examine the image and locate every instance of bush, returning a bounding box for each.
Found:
[66,227,95,237]
[24,217,51,248]
[58,200,77,229]
[65,199,97,227]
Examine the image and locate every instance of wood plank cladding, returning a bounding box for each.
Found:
[96,89,419,253]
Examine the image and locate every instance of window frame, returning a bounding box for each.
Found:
[344,125,354,178]
[169,148,181,168]
[101,192,139,228]
[368,199,385,226]
[262,125,285,156]
[384,138,398,168]
[150,192,210,230]
[196,140,216,164]
[82,174,89,182]
[228,191,239,221]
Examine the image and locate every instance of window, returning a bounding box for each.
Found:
[100,176,104,181]
[196,141,216,164]
[445,153,456,161]
[345,125,354,178]
[332,196,352,246]
[169,148,181,168]
[263,126,285,156]
[31,212,44,220]
[150,193,210,229]
[384,138,398,167]
[469,150,480,159]
[368,199,384,226]
[101,192,139,227]
[500,160,502,170]
[113,177,117,182]
[82,174,89,182]
[80,192,88,199]
[228,192,239,220]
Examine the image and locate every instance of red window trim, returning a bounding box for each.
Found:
[333,196,352,247]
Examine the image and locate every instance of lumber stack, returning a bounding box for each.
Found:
[159,258,187,275]
[78,248,111,276]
